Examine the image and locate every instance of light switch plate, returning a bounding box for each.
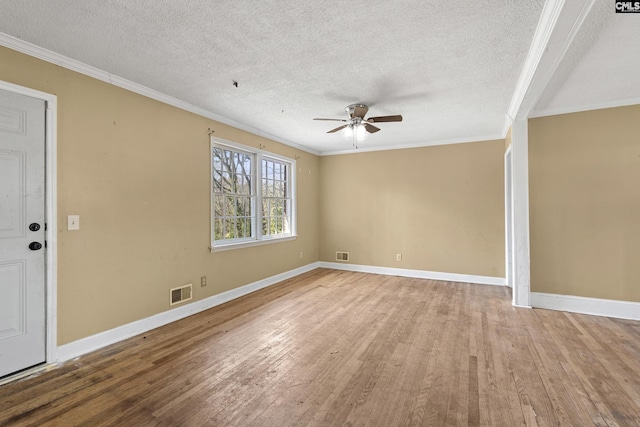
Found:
[68,215,80,231]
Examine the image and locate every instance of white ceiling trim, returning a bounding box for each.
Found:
[319,132,505,157]
[501,115,513,138]
[507,0,566,120]
[529,95,640,118]
[507,0,596,120]
[0,32,320,156]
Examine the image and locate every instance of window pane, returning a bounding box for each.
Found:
[226,195,235,215]
[269,161,275,180]
[245,197,253,216]
[213,148,223,168]
[213,218,223,240]
[236,217,245,238]
[246,218,251,238]
[213,195,224,216]
[227,154,234,176]
[213,171,222,193]
[221,171,231,192]
[243,175,251,195]
[224,218,235,239]
[236,197,242,216]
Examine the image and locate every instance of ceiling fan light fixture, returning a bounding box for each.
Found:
[316,104,403,148]
[343,124,354,139]
[343,123,366,142]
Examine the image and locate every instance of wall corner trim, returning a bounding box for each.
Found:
[531,292,640,321]
[56,262,321,362]
[319,262,505,286]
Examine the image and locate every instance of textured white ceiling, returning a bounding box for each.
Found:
[2,1,632,154]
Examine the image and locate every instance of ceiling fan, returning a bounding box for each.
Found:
[314,104,403,147]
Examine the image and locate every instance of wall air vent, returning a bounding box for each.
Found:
[170,284,193,306]
[335,251,350,262]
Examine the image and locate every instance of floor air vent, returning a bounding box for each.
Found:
[336,251,349,262]
[170,284,192,306]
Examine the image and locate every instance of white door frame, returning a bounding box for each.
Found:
[510,118,531,308]
[504,146,515,298]
[0,80,57,365]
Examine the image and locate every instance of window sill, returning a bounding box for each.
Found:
[210,235,297,252]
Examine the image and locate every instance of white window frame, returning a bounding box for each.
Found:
[210,138,296,251]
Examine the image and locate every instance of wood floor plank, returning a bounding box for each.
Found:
[1,268,639,426]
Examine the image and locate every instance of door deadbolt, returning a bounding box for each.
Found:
[29,242,43,251]
[29,223,41,232]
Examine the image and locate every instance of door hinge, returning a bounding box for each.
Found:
[44,241,47,248]
[45,223,47,231]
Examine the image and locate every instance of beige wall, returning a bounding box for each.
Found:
[319,141,505,277]
[0,46,320,344]
[529,105,640,302]
[1,44,510,347]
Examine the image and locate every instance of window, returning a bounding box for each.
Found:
[211,139,295,250]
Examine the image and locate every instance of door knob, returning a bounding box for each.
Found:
[29,242,43,251]
[29,223,41,232]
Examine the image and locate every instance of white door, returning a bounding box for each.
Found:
[0,88,46,378]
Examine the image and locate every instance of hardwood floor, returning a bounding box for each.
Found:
[1,268,640,426]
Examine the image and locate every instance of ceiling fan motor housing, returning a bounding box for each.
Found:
[346,103,368,117]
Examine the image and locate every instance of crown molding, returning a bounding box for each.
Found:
[318,132,505,156]
[529,96,640,118]
[502,115,513,138]
[0,32,320,156]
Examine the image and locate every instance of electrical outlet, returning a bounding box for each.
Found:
[68,215,80,231]
[299,251,303,259]
[396,253,402,261]
[200,276,207,287]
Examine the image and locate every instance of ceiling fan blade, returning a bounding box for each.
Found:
[364,123,381,134]
[327,125,348,133]
[352,105,369,119]
[368,115,403,123]
[314,118,347,122]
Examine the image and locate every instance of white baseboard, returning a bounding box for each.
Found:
[319,262,505,286]
[56,262,321,362]
[531,292,640,321]
[56,261,507,362]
